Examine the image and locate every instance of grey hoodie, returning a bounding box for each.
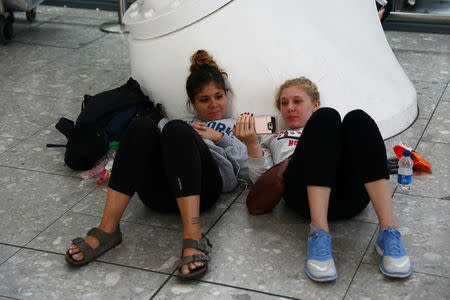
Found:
[159,117,250,192]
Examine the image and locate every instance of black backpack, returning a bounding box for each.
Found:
[48,77,154,171]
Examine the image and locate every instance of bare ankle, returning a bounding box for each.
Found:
[380,223,396,229]
[98,223,118,234]
[183,228,202,240]
[309,221,329,235]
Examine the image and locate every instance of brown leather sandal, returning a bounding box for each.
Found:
[175,234,212,280]
[65,226,122,266]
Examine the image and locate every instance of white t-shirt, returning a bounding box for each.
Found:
[248,129,303,183]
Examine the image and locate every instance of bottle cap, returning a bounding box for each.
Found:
[402,150,411,157]
[109,141,119,150]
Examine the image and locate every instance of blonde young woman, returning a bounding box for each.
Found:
[233,77,411,282]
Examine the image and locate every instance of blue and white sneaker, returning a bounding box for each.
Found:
[305,223,337,282]
[375,227,412,278]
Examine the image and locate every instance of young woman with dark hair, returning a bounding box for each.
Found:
[65,50,249,279]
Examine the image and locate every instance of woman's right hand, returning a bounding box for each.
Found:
[233,113,257,145]
[233,113,263,158]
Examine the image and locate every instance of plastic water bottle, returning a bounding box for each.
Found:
[397,150,413,189]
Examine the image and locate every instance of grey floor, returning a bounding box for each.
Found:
[0,5,449,300]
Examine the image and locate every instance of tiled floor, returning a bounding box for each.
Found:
[0,6,449,300]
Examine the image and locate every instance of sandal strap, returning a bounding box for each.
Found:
[70,226,122,262]
[87,226,121,242]
[178,254,209,266]
[182,235,212,254]
[72,237,96,260]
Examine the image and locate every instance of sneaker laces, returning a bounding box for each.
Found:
[309,223,331,258]
[383,227,403,256]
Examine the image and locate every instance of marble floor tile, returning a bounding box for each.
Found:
[396,141,449,199]
[3,61,130,99]
[53,33,130,68]
[0,92,79,140]
[351,202,379,225]
[0,124,80,176]
[443,84,450,102]
[0,137,20,155]
[13,21,106,49]
[154,277,290,300]
[202,202,377,299]
[38,5,117,20]
[412,81,448,120]
[0,167,95,246]
[363,194,450,277]
[344,263,450,300]
[235,187,249,204]
[10,11,57,34]
[0,244,19,264]
[28,212,185,273]
[384,118,428,155]
[0,42,73,87]
[71,186,241,232]
[421,101,450,144]
[0,248,168,300]
[394,50,450,83]
[385,31,450,54]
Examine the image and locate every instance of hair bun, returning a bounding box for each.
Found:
[190,50,223,74]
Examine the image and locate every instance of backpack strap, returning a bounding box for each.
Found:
[55,117,75,139]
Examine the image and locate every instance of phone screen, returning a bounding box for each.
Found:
[254,116,277,134]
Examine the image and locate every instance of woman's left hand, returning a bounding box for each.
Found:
[190,122,224,142]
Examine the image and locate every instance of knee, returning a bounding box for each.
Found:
[162,120,191,139]
[123,117,158,141]
[343,109,372,127]
[309,107,341,128]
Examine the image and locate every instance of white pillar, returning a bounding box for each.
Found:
[124,0,417,139]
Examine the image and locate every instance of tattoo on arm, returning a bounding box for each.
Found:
[191,217,200,225]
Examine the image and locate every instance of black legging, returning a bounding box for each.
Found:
[283,108,389,220]
[108,118,223,213]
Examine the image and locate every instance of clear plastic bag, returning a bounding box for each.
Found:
[79,148,116,186]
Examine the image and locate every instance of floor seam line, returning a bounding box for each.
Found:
[414,79,448,150]
[21,185,98,249]
[342,223,380,299]
[205,187,246,236]
[0,165,79,178]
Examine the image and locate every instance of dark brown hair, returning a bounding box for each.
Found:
[186,50,228,107]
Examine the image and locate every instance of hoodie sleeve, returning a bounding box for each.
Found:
[248,135,274,183]
[215,132,249,183]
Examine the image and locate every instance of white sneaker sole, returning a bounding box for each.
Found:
[375,243,412,278]
[305,264,337,282]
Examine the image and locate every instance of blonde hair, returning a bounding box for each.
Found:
[275,77,320,109]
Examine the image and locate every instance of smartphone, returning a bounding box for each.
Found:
[376,0,387,10]
[254,115,277,134]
